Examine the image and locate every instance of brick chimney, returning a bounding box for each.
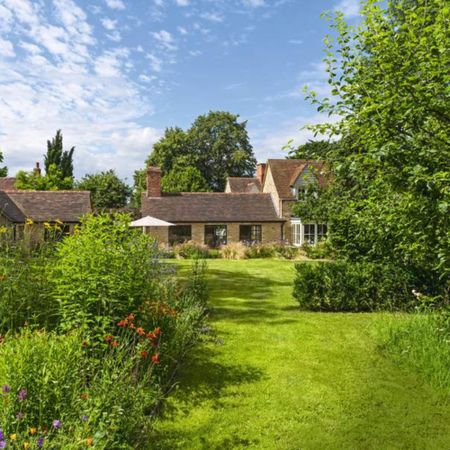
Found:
[33,162,41,177]
[147,166,161,197]
[256,163,266,185]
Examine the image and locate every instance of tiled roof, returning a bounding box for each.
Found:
[141,192,282,223]
[0,190,91,222]
[0,191,25,222]
[0,178,17,190]
[227,177,262,193]
[267,159,325,199]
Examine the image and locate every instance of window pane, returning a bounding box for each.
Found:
[169,225,192,245]
[240,225,261,244]
[317,224,328,241]
[303,223,316,245]
[205,225,227,247]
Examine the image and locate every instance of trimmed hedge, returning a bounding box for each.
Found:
[293,260,416,311]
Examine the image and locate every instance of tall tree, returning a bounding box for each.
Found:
[134,111,257,198]
[0,150,7,177]
[44,130,75,181]
[76,170,131,209]
[294,0,450,296]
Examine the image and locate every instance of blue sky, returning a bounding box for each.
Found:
[0,0,360,182]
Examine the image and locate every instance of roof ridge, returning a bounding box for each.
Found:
[4,190,91,194]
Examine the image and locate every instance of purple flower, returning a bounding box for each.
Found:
[37,436,45,447]
[81,415,88,422]
[0,429,3,440]
[0,440,6,449]
[52,419,61,429]
[16,411,24,420]
[1,385,10,394]
[18,389,27,401]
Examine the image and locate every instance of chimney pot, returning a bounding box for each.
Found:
[147,166,161,197]
[33,162,41,177]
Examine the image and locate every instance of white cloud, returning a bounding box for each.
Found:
[105,0,125,10]
[0,38,15,57]
[334,0,360,18]
[152,30,177,50]
[177,26,188,35]
[146,53,163,72]
[201,12,224,23]
[288,39,303,45]
[175,0,189,6]
[242,0,265,7]
[101,18,117,30]
[0,0,158,180]
[107,30,122,42]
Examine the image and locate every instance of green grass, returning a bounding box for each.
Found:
[152,259,450,449]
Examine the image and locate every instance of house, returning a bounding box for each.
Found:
[140,159,328,247]
[0,188,92,242]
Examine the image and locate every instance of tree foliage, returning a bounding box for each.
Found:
[0,150,7,177]
[44,130,75,181]
[15,164,73,190]
[133,111,256,201]
[76,170,132,209]
[294,0,450,299]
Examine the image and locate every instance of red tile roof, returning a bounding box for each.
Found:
[0,178,17,190]
[141,192,282,223]
[0,190,91,222]
[227,177,262,193]
[267,159,325,199]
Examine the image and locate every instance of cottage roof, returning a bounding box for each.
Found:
[266,159,326,199]
[141,192,282,223]
[0,177,17,190]
[0,190,91,223]
[226,177,262,193]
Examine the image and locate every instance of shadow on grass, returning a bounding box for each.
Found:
[206,268,296,325]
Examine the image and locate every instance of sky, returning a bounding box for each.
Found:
[0,0,360,182]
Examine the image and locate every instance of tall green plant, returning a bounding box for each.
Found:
[294,0,450,299]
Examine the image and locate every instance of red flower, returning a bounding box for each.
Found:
[104,335,114,343]
[140,350,148,359]
[111,340,119,348]
[117,319,127,327]
[147,332,156,340]
[151,353,160,364]
[154,327,161,335]
[136,327,146,336]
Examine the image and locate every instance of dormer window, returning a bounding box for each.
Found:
[297,186,308,201]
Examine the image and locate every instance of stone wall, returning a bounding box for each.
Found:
[145,226,169,245]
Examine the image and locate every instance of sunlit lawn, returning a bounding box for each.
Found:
[152,259,450,449]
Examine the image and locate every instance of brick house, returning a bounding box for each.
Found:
[141,159,327,247]
[0,187,91,243]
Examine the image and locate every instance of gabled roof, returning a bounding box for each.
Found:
[0,177,17,190]
[266,159,325,199]
[141,192,282,223]
[226,177,262,193]
[0,190,91,223]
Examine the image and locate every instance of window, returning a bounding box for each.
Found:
[291,222,302,246]
[303,223,316,245]
[297,186,308,201]
[317,224,328,241]
[169,225,192,245]
[239,225,262,244]
[204,225,227,248]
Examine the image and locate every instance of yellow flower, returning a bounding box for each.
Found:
[55,219,63,226]
[10,434,17,440]
[25,218,33,226]
[86,437,94,446]
[23,442,30,449]
[44,222,51,230]
[29,428,38,435]
[0,226,8,234]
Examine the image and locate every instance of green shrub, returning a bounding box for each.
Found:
[245,243,276,259]
[302,240,334,259]
[173,241,213,259]
[51,213,168,333]
[220,242,248,259]
[377,309,450,391]
[293,260,416,311]
[273,243,301,260]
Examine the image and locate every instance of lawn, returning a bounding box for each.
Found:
[152,259,450,449]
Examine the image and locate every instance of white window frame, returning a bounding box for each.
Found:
[290,219,328,247]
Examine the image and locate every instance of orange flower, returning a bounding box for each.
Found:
[111,340,119,347]
[29,428,37,435]
[86,437,94,446]
[136,327,146,336]
[147,332,156,340]
[154,327,161,335]
[117,319,127,327]
[81,393,89,400]
[104,335,114,343]
[151,353,160,364]
[129,323,135,330]
[127,313,135,321]
[140,350,148,359]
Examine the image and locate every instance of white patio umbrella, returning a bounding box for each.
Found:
[130,215,175,234]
